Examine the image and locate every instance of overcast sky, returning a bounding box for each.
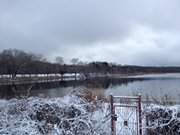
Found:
[0,0,180,65]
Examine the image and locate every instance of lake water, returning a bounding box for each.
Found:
[1,73,180,103]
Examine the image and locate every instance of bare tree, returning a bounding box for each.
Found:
[71,58,79,65]
[77,61,86,65]
[55,56,64,65]
[0,49,33,79]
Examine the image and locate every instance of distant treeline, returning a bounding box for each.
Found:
[0,49,180,79]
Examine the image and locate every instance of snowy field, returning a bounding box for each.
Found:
[0,93,180,135]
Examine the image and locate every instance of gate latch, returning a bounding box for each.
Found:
[112,114,118,121]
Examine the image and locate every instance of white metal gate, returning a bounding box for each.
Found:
[110,95,142,135]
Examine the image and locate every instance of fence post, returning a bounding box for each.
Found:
[138,94,142,135]
[110,95,115,135]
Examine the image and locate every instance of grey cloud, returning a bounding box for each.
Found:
[0,0,180,65]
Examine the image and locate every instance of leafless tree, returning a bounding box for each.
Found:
[0,49,33,79]
[71,58,79,65]
[55,56,64,65]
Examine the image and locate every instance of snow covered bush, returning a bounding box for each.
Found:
[1,90,180,135]
[144,105,180,135]
[0,93,111,135]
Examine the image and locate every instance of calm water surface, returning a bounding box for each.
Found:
[1,73,180,102]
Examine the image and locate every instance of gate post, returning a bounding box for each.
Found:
[110,95,115,135]
[138,94,142,135]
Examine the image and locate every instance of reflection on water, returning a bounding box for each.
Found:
[0,77,145,99]
[1,73,180,103]
[106,78,180,101]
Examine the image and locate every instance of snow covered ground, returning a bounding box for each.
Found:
[0,93,180,135]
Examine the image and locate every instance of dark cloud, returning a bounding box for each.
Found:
[0,0,180,65]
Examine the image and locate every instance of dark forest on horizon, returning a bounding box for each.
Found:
[1,49,180,79]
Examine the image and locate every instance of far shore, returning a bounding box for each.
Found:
[0,72,180,85]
